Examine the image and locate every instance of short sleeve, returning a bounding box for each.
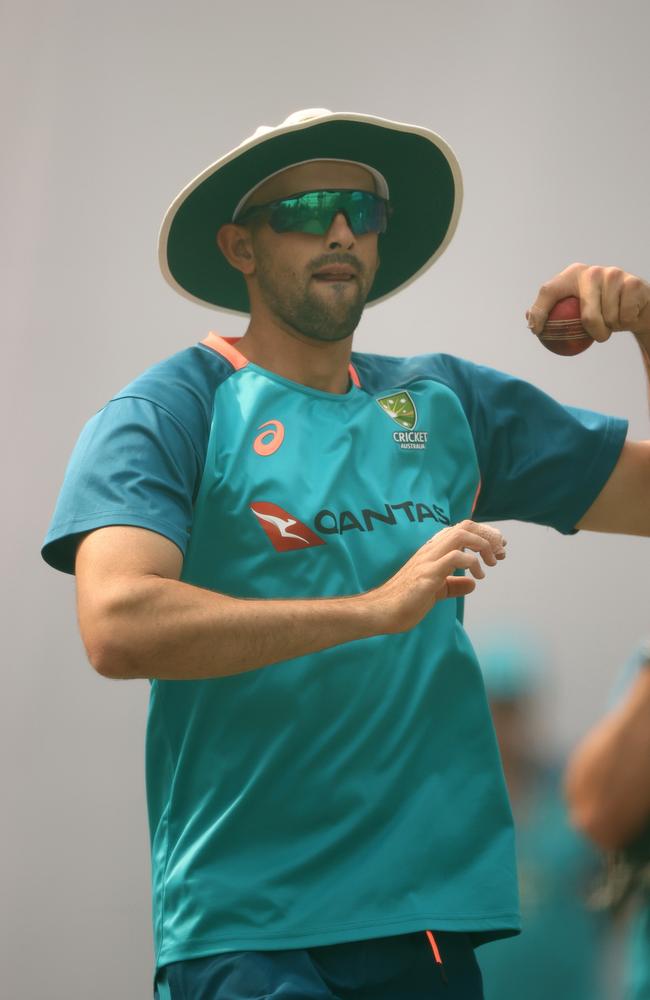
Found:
[42,396,202,574]
[431,356,629,534]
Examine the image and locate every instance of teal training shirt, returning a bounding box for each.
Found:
[42,336,628,970]
[627,902,650,1000]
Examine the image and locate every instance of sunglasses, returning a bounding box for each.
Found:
[235,189,390,236]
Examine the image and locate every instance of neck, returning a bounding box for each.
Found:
[237,315,354,395]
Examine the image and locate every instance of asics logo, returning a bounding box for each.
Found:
[250,502,325,552]
[253,420,285,456]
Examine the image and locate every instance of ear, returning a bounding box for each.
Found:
[216,224,256,275]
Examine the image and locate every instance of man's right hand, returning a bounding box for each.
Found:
[364,520,507,634]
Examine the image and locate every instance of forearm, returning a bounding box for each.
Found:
[78,519,505,681]
[636,331,650,410]
[564,667,650,849]
[84,575,380,680]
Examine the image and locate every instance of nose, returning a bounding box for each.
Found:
[324,211,355,250]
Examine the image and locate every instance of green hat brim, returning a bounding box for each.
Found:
[159,112,463,314]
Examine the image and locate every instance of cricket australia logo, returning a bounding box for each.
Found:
[376,390,429,450]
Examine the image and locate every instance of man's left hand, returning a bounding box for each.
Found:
[526,263,650,343]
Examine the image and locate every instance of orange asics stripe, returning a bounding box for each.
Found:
[202,332,362,387]
[201,333,249,370]
[426,930,443,965]
[470,477,482,515]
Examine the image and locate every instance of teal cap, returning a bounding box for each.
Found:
[477,632,545,701]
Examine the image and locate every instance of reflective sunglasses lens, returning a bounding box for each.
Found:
[269,191,388,235]
[345,191,388,235]
[270,192,327,234]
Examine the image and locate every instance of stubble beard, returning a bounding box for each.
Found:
[255,257,368,343]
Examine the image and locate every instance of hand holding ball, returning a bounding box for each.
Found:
[538,297,593,356]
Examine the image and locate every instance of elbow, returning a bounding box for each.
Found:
[83,627,133,679]
[78,580,150,680]
[565,769,634,851]
[566,798,624,852]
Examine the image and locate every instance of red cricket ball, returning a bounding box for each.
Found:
[539,296,593,356]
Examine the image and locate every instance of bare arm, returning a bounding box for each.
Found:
[527,263,650,536]
[640,335,650,409]
[575,439,650,535]
[564,659,650,851]
[75,521,506,680]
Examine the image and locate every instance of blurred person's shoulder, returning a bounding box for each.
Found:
[610,640,650,705]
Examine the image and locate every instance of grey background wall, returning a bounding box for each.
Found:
[3,1,648,996]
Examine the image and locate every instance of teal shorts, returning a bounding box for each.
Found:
[154,930,484,999]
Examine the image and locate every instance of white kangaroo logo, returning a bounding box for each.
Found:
[251,508,310,544]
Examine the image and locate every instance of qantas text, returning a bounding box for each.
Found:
[314,501,450,535]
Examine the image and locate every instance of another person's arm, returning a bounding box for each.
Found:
[75,519,505,680]
[564,652,650,850]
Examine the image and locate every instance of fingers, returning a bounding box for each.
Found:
[454,530,498,567]
[526,262,584,334]
[599,268,624,335]
[418,521,508,589]
[374,519,505,634]
[526,263,650,339]
[442,575,477,600]
[437,548,486,581]
[579,266,613,342]
[464,521,508,559]
[619,274,650,333]
[579,267,648,341]
[426,519,507,567]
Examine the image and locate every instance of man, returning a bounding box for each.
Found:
[475,636,609,999]
[565,640,650,999]
[42,109,650,999]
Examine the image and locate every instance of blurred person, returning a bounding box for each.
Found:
[476,636,609,999]
[565,640,650,1000]
[40,110,650,999]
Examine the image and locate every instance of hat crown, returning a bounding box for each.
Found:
[250,109,332,141]
[284,108,332,125]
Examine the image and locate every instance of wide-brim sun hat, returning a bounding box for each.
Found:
[159,108,463,315]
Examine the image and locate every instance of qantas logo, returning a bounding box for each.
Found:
[250,502,325,552]
[250,499,450,552]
